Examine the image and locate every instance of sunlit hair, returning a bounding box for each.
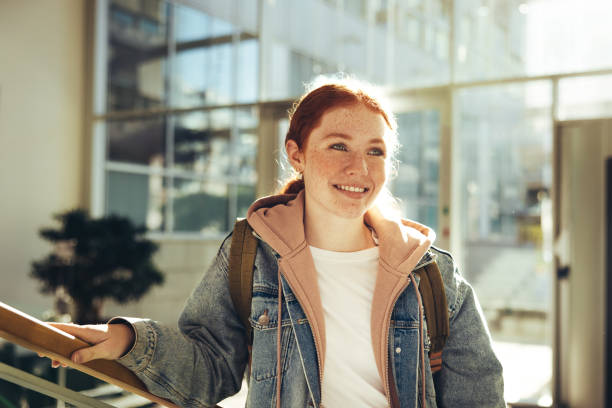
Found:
[279,75,399,198]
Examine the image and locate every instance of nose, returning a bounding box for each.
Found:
[345,152,368,176]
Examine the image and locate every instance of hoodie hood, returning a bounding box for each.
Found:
[246,192,306,257]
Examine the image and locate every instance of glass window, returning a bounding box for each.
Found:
[106,170,166,231]
[107,0,169,111]
[457,81,553,405]
[455,0,527,81]
[456,0,612,82]
[172,178,229,234]
[236,38,259,103]
[236,184,257,218]
[258,0,451,99]
[173,38,234,107]
[104,106,256,236]
[173,110,232,177]
[172,4,258,107]
[388,2,450,87]
[391,110,440,231]
[558,74,612,120]
[107,116,166,167]
[235,107,259,184]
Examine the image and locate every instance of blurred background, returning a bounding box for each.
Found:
[1,0,612,407]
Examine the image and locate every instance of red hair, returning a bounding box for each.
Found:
[279,78,397,194]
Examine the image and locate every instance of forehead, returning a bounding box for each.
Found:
[311,103,389,142]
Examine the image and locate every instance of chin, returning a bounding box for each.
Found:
[331,202,372,219]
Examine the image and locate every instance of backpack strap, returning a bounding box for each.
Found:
[228,218,257,343]
[416,261,450,373]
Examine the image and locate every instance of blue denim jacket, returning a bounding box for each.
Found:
[116,194,505,407]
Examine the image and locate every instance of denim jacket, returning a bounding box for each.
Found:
[116,192,505,407]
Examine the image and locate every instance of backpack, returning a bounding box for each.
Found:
[228,219,449,373]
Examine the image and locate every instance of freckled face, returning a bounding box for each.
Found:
[288,103,390,220]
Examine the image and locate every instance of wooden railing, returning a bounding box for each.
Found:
[0,301,179,408]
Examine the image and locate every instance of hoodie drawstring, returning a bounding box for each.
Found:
[409,273,426,408]
[276,268,283,408]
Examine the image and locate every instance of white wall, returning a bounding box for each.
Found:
[0,1,86,316]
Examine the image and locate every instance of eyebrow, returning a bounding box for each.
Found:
[323,132,385,145]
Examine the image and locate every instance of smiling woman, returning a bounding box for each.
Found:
[41,77,505,408]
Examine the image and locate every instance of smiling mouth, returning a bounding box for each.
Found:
[334,184,369,193]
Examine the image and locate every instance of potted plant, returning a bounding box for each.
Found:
[31,209,164,324]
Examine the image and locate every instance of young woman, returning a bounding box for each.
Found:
[50,78,505,407]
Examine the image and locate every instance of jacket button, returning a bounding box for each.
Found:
[258,310,270,325]
[395,347,401,354]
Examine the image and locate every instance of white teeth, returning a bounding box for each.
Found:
[337,185,366,193]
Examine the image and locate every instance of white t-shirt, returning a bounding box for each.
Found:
[310,245,388,408]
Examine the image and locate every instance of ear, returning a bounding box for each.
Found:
[285,139,305,173]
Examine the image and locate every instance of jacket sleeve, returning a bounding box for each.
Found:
[113,235,249,408]
[433,252,506,407]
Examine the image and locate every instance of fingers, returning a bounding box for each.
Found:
[37,353,67,368]
[71,341,112,364]
[49,322,111,344]
[72,324,136,363]
[37,322,135,366]
[51,360,67,368]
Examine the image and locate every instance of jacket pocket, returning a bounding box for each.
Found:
[249,287,295,382]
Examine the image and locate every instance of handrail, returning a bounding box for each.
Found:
[0,362,114,408]
[0,301,179,408]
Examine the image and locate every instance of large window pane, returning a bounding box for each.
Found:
[259,0,451,100]
[455,0,527,82]
[456,0,612,82]
[259,0,366,100]
[108,0,169,111]
[107,116,166,167]
[173,110,231,177]
[173,4,235,107]
[457,81,553,405]
[172,178,229,234]
[386,1,450,87]
[236,38,259,103]
[392,110,440,231]
[106,171,166,231]
[235,107,259,183]
[236,184,256,218]
[559,74,612,120]
[524,0,612,76]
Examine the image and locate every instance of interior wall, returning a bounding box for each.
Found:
[0,1,86,316]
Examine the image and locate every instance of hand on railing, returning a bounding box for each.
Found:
[40,323,135,368]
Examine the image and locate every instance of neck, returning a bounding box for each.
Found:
[304,209,374,252]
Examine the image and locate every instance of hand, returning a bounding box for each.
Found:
[39,322,135,367]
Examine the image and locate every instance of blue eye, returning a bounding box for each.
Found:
[368,148,385,157]
[330,143,348,151]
